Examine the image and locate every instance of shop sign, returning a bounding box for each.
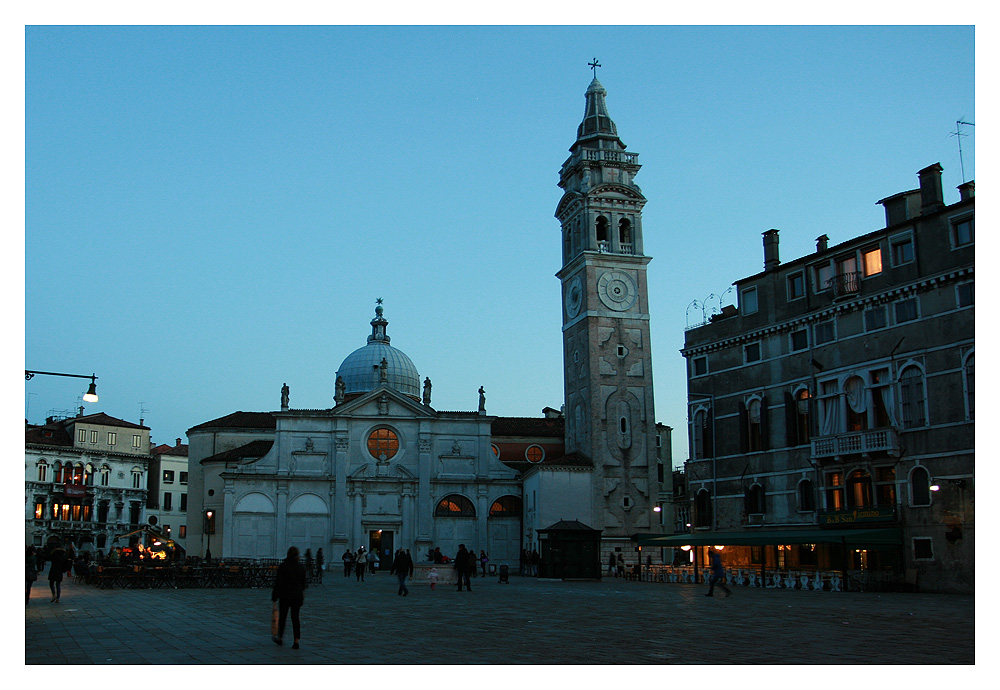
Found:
[64,485,86,498]
[818,507,895,525]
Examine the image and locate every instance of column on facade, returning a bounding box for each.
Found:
[275,482,289,557]
[333,435,349,541]
[222,479,235,557]
[417,431,432,543]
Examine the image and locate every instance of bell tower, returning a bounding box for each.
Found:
[555,74,659,546]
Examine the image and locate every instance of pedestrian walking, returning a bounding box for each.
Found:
[616,553,625,578]
[480,550,489,577]
[366,548,379,574]
[428,567,439,590]
[520,548,528,576]
[390,548,413,596]
[455,544,473,591]
[271,546,307,649]
[343,548,354,577]
[304,549,314,579]
[316,548,324,583]
[355,549,367,581]
[705,549,732,597]
[608,552,616,577]
[530,549,540,577]
[47,546,69,603]
[26,547,38,605]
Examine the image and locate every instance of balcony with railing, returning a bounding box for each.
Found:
[597,241,634,255]
[811,427,901,460]
[827,271,861,298]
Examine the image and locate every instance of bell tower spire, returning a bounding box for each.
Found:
[555,71,659,553]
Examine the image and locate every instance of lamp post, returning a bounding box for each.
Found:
[25,370,99,403]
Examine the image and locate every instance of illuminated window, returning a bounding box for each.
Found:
[107,432,117,446]
[489,495,522,516]
[826,472,844,510]
[434,494,476,517]
[90,430,98,444]
[132,434,142,448]
[525,445,544,463]
[846,470,873,508]
[863,247,883,276]
[367,428,399,460]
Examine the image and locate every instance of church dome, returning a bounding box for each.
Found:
[336,302,421,400]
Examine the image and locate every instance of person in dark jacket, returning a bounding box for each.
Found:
[271,546,307,649]
[705,549,732,597]
[26,547,38,605]
[47,546,69,603]
[455,544,473,592]
[390,549,414,596]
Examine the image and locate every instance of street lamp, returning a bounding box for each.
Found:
[25,370,99,403]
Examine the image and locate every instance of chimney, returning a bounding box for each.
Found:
[958,180,975,201]
[763,229,780,272]
[918,163,944,214]
[176,438,182,447]
[816,235,829,253]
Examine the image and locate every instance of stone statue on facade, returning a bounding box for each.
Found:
[379,357,388,383]
[281,383,289,410]
[423,377,432,405]
[478,386,486,413]
[335,376,345,404]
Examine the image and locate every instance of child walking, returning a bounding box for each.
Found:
[428,567,439,590]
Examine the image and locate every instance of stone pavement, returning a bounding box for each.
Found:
[25,570,975,665]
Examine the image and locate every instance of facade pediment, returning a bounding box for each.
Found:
[333,385,435,419]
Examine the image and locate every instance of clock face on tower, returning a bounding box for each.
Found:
[564,275,583,319]
[597,270,637,311]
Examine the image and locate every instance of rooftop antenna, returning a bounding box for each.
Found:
[139,402,149,426]
[950,119,975,183]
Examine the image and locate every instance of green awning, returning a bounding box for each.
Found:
[635,527,902,548]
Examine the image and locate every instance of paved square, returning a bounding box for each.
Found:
[25,572,974,665]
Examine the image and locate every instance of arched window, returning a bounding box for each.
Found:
[845,375,867,431]
[795,389,811,444]
[846,470,873,508]
[84,463,95,486]
[618,218,633,253]
[694,489,712,528]
[37,460,48,483]
[899,366,927,428]
[745,398,766,452]
[798,479,815,511]
[100,465,111,487]
[367,428,399,460]
[53,462,65,484]
[746,484,766,514]
[910,466,931,507]
[596,216,609,251]
[489,495,522,517]
[435,494,476,517]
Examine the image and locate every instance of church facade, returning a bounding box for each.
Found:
[185,77,667,570]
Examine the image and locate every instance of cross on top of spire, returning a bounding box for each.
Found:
[589,58,601,76]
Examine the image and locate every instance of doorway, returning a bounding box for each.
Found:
[368,529,393,571]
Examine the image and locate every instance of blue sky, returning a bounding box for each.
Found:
[23,24,974,467]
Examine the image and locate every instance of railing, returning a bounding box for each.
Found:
[596,241,634,255]
[811,427,900,459]
[638,565,903,592]
[88,559,322,589]
[582,150,639,165]
[827,271,860,298]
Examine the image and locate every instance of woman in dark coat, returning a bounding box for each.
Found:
[271,546,307,649]
[47,546,69,603]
